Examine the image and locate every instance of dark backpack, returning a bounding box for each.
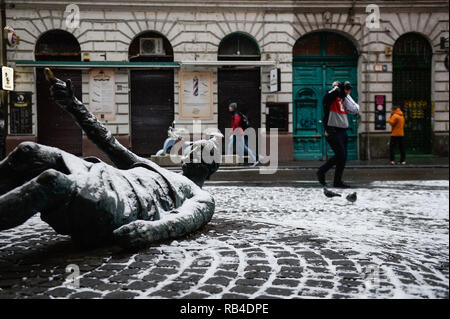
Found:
[237,111,250,130]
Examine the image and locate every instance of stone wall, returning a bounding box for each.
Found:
[4,0,449,158]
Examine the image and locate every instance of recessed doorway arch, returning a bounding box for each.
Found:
[35,29,82,155]
[292,31,359,160]
[129,31,174,156]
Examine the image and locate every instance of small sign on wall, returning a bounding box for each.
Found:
[385,46,393,56]
[10,91,32,134]
[269,68,281,93]
[89,69,116,121]
[375,95,386,130]
[1,66,14,91]
[4,26,19,47]
[179,70,214,120]
[374,64,388,72]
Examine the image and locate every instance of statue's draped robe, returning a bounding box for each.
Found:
[39,149,214,246]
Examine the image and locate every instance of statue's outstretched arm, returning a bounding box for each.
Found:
[112,186,215,247]
[46,69,141,169]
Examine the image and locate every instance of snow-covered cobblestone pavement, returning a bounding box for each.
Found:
[0,180,448,299]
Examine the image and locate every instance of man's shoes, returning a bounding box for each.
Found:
[333,182,351,188]
[390,161,395,165]
[317,171,327,186]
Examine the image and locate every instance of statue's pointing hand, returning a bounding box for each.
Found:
[45,68,77,110]
[50,79,76,110]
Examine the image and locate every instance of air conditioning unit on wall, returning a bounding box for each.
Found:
[140,38,165,56]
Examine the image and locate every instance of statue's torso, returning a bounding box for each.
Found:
[41,155,176,243]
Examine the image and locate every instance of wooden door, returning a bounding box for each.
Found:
[293,64,325,159]
[293,62,358,160]
[130,70,174,156]
[36,68,82,155]
[325,63,359,160]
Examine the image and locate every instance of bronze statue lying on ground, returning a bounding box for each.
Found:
[0,69,218,248]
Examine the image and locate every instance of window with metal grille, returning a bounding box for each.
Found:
[218,33,260,61]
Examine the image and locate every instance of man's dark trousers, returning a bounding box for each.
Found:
[390,136,405,162]
[318,128,348,185]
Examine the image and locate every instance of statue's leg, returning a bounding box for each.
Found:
[0,142,69,196]
[0,169,75,231]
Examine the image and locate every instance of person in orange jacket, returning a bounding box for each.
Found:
[387,105,406,165]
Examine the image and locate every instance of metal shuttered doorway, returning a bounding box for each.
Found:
[217,33,262,157]
[129,31,175,157]
[130,70,174,156]
[393,33,433,154]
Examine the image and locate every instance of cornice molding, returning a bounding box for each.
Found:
[6,0,450,12]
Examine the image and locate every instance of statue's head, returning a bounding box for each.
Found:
[182,161,219,188]
[181,134,222,188]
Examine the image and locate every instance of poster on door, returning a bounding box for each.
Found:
[179,70,213,120]
[404,100,427,120]
[89,69,116,121]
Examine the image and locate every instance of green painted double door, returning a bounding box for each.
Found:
[293,60,358,160]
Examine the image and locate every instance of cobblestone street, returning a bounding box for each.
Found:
[0,180,448,299]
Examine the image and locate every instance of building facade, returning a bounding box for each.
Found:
[3,0,449,162]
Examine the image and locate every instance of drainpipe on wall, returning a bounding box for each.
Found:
[365,26,371,161]
[0,0,7,160]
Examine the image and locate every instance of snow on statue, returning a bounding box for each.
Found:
[0,68,219,248]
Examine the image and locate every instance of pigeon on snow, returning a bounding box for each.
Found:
[323,188,342,198]
[346,192,357,203]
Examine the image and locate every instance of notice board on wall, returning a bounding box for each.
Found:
[10,91,32,134]
[179,70,214,120]
[89,69,116,121]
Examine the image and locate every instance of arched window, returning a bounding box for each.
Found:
[35,30,80,61]
[293,32,357,57]
[128,31,173,62]
[218,33,260,61]
[393,33,432,71]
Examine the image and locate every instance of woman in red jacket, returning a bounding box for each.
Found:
[227,102,258,166]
